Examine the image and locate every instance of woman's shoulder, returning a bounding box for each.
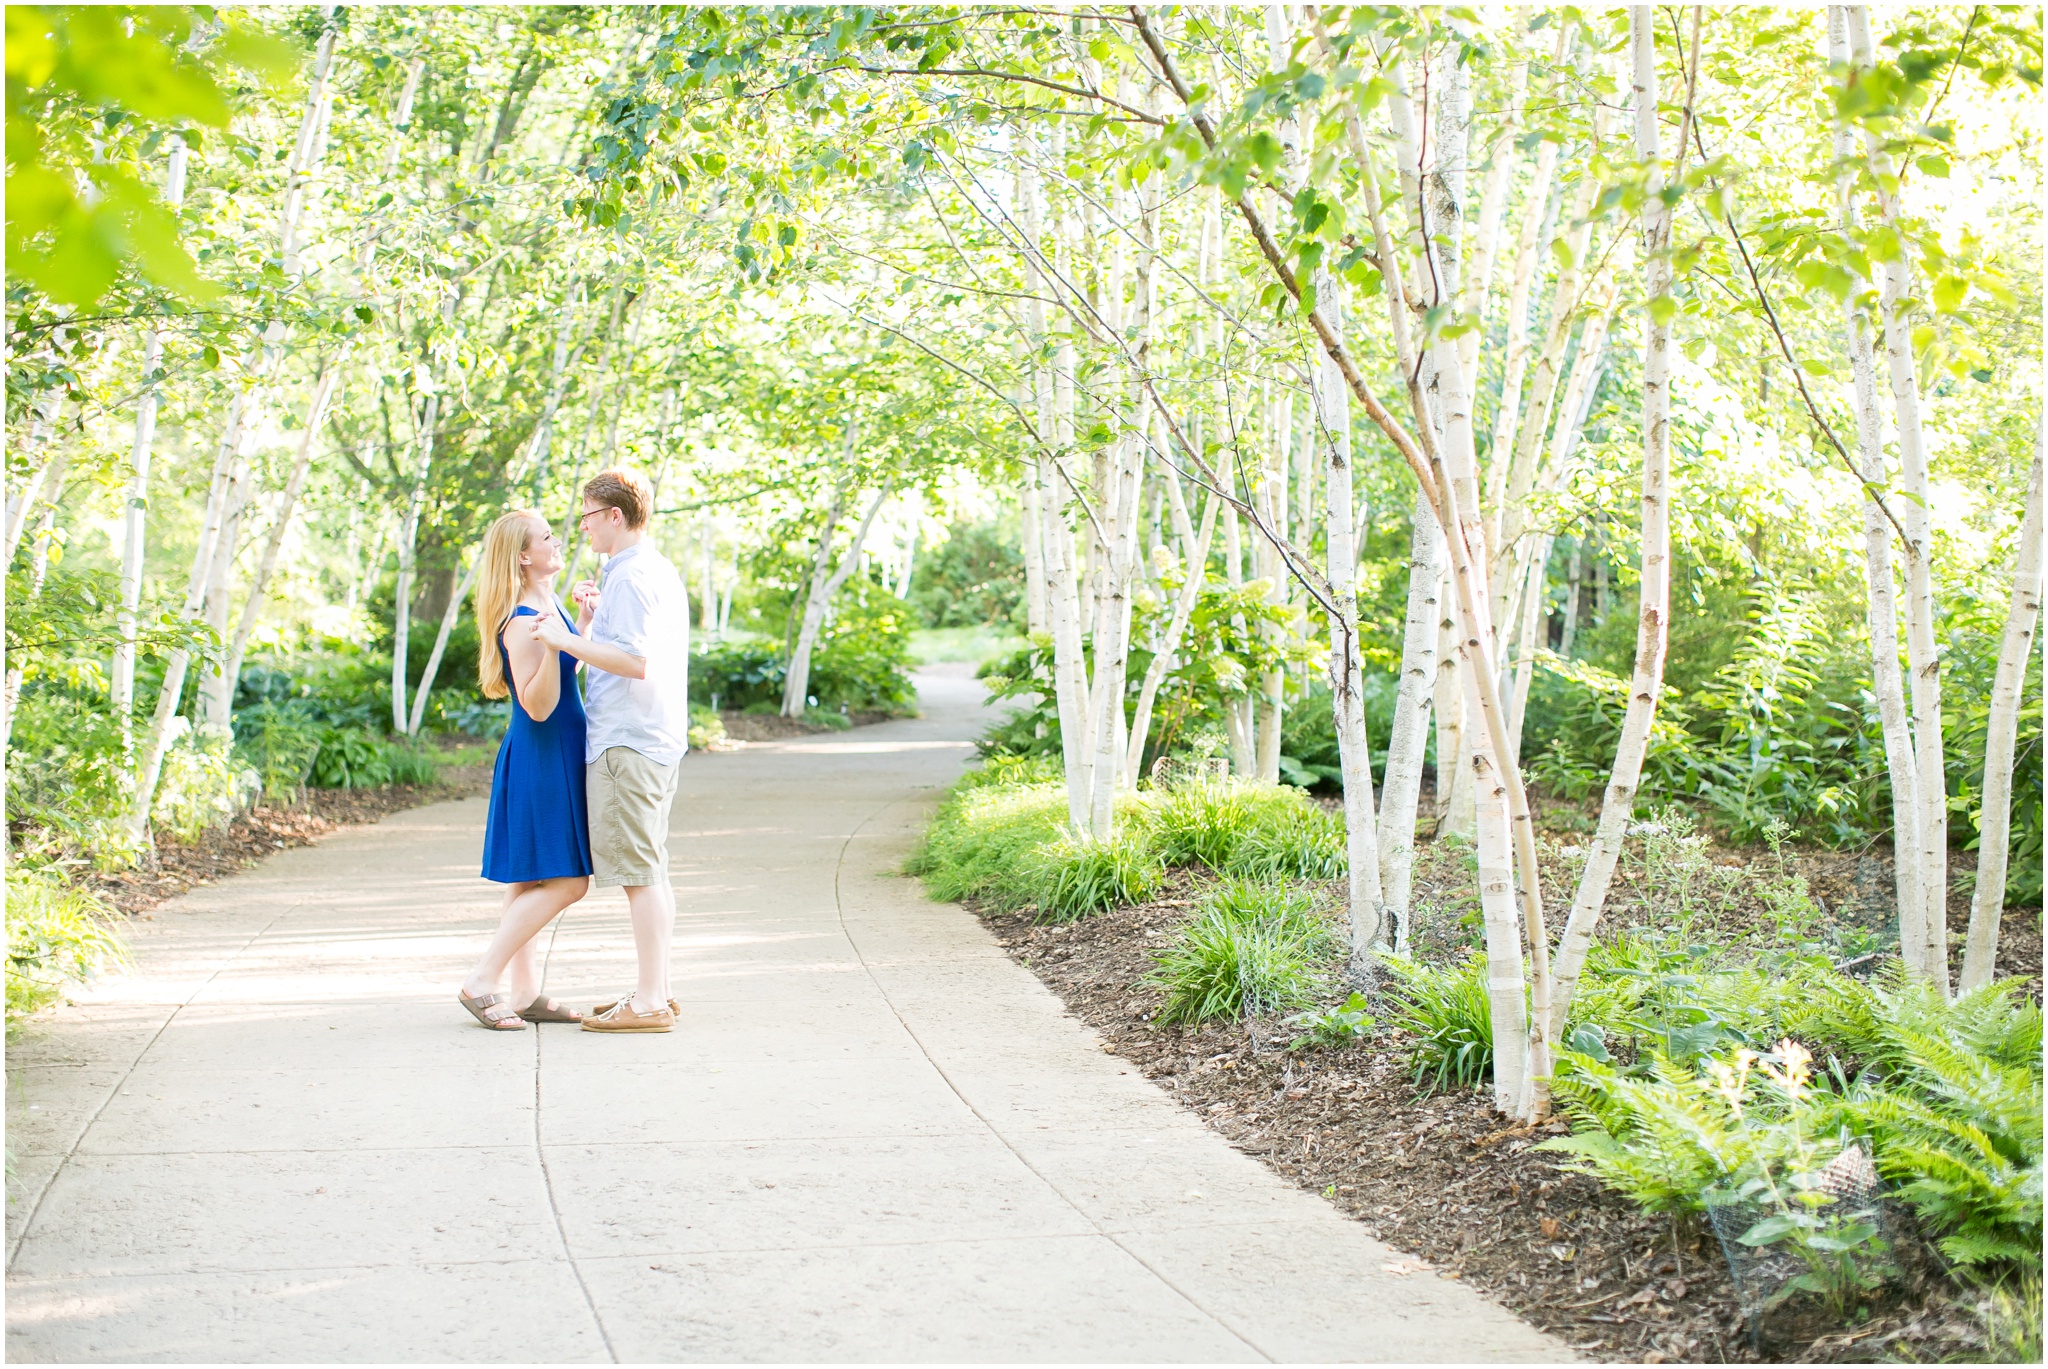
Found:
[508,604,541,618]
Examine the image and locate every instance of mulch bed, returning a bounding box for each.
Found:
[716,708,895,742]
[87,779,487,919]
[974,830,2039,1364]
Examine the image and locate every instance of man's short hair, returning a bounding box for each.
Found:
[583,468,653,530]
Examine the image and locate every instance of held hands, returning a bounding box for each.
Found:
[571,579,601,625]
[526,613,574,652]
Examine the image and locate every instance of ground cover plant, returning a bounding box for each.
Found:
[914,750,2044,1359]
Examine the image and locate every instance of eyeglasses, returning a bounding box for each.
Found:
[577,506,616,527]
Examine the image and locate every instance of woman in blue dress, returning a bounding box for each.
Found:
[458,510,594,1029]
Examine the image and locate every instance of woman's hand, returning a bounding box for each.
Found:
[530,613,574,652]
[505,616,561,722]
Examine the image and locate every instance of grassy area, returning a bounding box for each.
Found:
[908,626,1028,667]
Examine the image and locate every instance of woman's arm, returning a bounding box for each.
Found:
[533,613,647,679]
[505,616,562,721]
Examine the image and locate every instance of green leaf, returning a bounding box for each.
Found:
[1647,295,1679,327]
[1737,1213,1801,1246]
[1931,274,1968,313]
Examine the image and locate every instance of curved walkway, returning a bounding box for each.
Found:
[6,665,1565,1363]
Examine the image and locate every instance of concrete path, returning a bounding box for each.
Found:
[6,665,1565,1363]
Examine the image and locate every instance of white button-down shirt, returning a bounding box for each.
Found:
[582,542,691,766]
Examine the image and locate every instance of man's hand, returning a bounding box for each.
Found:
[571,579,601,627]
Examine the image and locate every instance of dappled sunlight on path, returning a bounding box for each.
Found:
[6,664,1564,1363]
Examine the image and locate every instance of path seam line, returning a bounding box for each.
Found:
[830,792,1277,1364]
[533,908,619,1363]
[7,885,315,1271]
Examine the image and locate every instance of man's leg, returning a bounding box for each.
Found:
[624,879,675,1013]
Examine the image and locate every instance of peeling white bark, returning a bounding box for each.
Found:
[1961,430,2043,991]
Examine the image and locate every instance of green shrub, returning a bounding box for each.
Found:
[907,522,1026,631]
[154,724,259,841]
[1150,881,1331,1024]
[1149,782,1346,880]
[7,865,126,1022]
[384,741,440,787]
[906,781,1071,908]
[1288,991,1376,1050]
[959,752,1062,791]
[1381,951,1497,1092]
[688,704,727,750]
[5,688,143,866]
[1815,975,2044,1272]
[1027,831,1162,921]
[1549,975,2044,1280]
[232,706,324,802]
[308,727,390,788]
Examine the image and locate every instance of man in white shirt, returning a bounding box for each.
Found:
[532,467,689,1033]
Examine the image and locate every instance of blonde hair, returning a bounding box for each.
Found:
[475,509,547,701]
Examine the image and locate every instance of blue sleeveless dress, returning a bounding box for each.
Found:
[480,604,594,884]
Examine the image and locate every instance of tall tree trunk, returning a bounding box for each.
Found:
[220,359,342,719]
[6,391,64,567]
[1084,117,1156,837]
[1378,494,1445,951]
[1318,270,1388,964]
[784,482,892,719]
[391,387,441,735]
[1127,480,1217,783]
[196,449,255,728]
[407,304,583,735]
[128,390,251,840]
[1960,432,2043,991]
[0,472,65,756]
[1547,7,1681,1041]
[1826,5,1927,984]
[1849,6,1949,991]
[113,134,191,741]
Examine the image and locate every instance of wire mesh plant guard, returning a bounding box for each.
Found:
[1707,1138,1903,1339]
[1150,754,1229,788]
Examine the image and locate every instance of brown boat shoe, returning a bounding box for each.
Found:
[589,994,679,1018]
[581,996,675,1033]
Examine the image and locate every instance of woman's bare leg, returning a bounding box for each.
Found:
[461,877,589,1001]
[507,925,550,1009]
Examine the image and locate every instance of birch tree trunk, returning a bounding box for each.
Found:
[1,478,65,756]
[1317,272,1388,964]
[1960,432,2044,991]
[112,135,191,737]
[1084,108,1156,838]
[1378,494,1445,951]
[1828,5,1927,983]
[1127,480,1217,784]
[390,386,440,735]
[127,390,251,840]
[407,304,583,734]
[1849,5,1949,991]
[220,359,342,711]
[785,483,892,719]
[1547,8,1678,1040]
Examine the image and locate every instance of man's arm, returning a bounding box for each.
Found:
[533,615,647,679]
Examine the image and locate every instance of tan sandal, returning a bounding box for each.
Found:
[459,990,527,1030]
[518,995,583,1024]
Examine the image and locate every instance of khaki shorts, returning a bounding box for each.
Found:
[587,746,680,888]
